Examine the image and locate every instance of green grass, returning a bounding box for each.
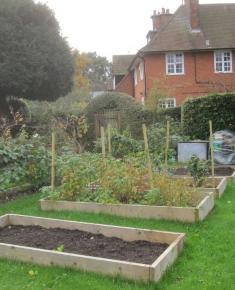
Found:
[0,183,235,290]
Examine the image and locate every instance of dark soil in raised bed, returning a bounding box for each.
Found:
[0,225,168,265]
[172,166,234,176]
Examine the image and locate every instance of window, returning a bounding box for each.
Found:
[214,50,232,73]
[166,53,184,75]
[159,98,176,109]
[134,68,138,85]
[139,62,144,80]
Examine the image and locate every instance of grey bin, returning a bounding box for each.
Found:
[177,141,209,162]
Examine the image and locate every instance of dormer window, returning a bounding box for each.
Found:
[166,53,184,75]
[214,50,232,73]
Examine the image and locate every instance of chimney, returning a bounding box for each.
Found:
[184,0,200,31]
[151,8,172,31]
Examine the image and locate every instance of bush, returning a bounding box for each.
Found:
[157,107,181,122]
[85,92,152,149]
[0,133,51,190]
[183,93,235,139]
[187,155,209,187]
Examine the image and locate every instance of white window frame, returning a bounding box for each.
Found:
[159,98,176,109]
[139,62,144,81]
[166,52,184,75]
[214,50,233,73]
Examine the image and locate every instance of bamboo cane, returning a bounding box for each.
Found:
[51,131,56,191]
[142,124,153,185]
[107,123,112,155]
[165,120,170,168]
[209,120,215,188]
[101,126,106,158]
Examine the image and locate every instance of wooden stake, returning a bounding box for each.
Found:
[107,123,112,155]
[51,131,56,191]
[165,120,170,168]
[209,120,215,188]
[101,126,106,158]
[142,124,153,185]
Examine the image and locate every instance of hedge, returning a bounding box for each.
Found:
[85,92,153,148]
[157,107,181,122]
[183,93,235,139]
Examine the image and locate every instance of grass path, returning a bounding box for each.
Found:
[0,183,234,290]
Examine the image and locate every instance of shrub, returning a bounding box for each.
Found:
[149,174,201,207]
[147,120,185,164]
[183,93,235,139]
[97,158,147,204]
[57,153,101,201]
[0,133,50,189]
[187,155,209,187]
[157,107,181,122]
[85,92,152,149]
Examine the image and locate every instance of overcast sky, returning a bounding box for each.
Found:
[36,0,235,60]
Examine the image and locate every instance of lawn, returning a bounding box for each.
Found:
[0,183,234,290]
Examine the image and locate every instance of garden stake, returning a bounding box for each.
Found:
[209,120,215,188]
[107,123,112,155]
[101,126,106,158]
[51,131,56,191]
[165,120,170,167]
[142,124,153,186]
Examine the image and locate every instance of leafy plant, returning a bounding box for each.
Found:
[183,93,235,139]
[55,244,65,252]
[187,155,209,187]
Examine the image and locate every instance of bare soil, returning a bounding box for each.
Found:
[0,225,168,265]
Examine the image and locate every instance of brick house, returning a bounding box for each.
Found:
[113,0,235,107]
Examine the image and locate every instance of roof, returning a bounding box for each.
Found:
[140,3,235,53]
[112,55,135,75]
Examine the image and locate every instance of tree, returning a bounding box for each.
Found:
[0,0,74,118]
[73,51,112,91]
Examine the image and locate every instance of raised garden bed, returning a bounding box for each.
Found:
[172,166,235,181]
[0,184,34,203]
[0,214,185,282]
[40,192,214,223]
[172,177,228,199]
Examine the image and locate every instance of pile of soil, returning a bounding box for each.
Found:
[172,166,234,176]
[0,225,168,265]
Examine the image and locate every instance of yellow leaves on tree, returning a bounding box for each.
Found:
[73,52,92,91]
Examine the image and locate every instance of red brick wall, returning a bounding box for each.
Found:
[134,51,235,105]
[115,51,235,105]
[115,73,134,97]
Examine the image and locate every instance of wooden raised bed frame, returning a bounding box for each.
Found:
[40,192,214,223]
[0,214,185,282]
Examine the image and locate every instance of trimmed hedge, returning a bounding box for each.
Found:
[157,107,181,122]
[183,93,235,139]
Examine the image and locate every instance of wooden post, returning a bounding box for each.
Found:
[107,123,112,155]
[142,124,153,185]
[209,120,215,187]
[101,126,106,158]
[165,120,170,168]
[51,131,56,191]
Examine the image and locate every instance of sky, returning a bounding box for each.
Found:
[36,0,235,61]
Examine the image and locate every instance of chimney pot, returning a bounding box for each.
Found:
[162,8,165,14]
[153,10,156,15]
[166,9,170,14]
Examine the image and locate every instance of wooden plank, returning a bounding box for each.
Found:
[40,194,214,223]
[0,214,185,282]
